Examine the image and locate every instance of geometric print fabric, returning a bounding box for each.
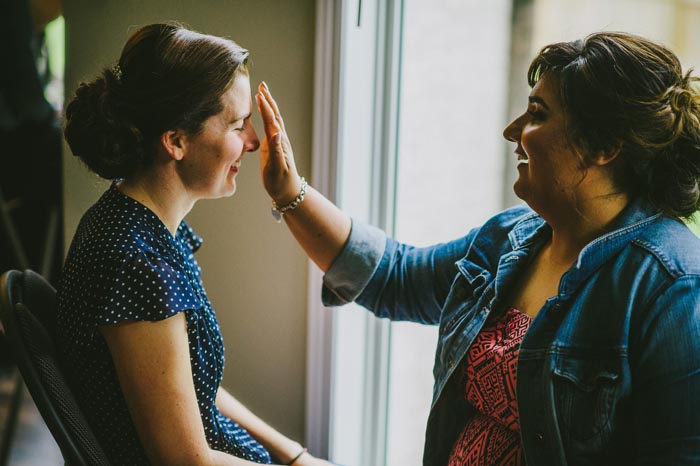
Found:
[448,307,531,466]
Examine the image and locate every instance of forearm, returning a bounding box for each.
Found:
[278,187,351,273]
[216,388,303,464]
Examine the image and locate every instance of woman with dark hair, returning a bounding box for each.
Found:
[60,23,332,466]
[256,32,700,465]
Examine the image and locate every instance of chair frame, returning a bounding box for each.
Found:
[0,185,60,465]
[0,269,110,466]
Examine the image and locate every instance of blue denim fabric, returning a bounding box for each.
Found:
[322,199,700,466]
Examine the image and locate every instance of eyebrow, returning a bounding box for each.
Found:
[232,112,252,122]
[528,96,550,109]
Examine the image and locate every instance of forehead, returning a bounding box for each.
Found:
[531,74,563,110]
[221,73,252,117]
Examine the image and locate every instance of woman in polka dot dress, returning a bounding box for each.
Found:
[59,23,332,466]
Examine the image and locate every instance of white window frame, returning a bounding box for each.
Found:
[305,1,404,464]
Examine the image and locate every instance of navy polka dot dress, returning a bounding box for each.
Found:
[57,183,272,465]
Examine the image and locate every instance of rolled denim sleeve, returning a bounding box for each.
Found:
[322,218,476,324]
[322,219,387,306]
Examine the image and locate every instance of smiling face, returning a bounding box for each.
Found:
[178,72,260,199]
[502,74,588,216]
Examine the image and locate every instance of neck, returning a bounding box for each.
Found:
[118,165,195,236]
[544,191,630,267]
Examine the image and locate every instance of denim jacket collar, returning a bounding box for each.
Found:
[507,198,663,300]
[508,212,549,251]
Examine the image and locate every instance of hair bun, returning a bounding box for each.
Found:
[654,74,700,216]
[669,86,693,112]
[64,68,146,179]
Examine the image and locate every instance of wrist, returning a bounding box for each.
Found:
[271,176,303,207]
[287,447,308,465]
[280,440,302,461]
[271,177,308,223]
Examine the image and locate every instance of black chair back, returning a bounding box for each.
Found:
[0,269,111,466]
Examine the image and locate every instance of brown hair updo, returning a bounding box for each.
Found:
[64,23,250,179]
[528,32,700,218]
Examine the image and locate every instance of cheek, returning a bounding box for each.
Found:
[520,127,567,171]
[224,135,245,156]
[519,130,539,162]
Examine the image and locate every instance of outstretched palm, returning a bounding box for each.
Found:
[256,82,301,205]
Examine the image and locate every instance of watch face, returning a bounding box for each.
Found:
[271,207,283,223]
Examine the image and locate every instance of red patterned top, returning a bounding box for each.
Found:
[448,307,531,466]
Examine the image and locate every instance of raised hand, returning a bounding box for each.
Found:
[255,82,351,273]
[255,82,302,205]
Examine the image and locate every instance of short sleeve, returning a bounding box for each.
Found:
[94,250,203,326]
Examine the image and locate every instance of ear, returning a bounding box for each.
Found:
[160,129,188,161]
[591,141,622,166]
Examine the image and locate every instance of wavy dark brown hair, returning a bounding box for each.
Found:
[528,32,700,218]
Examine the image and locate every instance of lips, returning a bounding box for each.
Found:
[516,150,529,164]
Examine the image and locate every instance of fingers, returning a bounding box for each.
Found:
[255,88,280,133]
[258,82,286,132]
[255,90,285,159]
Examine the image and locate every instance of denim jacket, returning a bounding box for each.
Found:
[322,200,700,466]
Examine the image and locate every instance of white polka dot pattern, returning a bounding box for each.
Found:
[56,183,271,465]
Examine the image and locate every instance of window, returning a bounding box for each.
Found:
[307,1,700,464]
[386,1,513,464]
[308,2,513,465]
[44,15,65,114]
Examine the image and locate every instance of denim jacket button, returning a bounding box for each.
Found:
[447,356,454,368]
[534,432,544,443]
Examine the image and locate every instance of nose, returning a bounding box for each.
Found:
[245,125,260,153]
[503,113,524,143]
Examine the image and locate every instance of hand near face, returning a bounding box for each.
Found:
[256,82,302,205]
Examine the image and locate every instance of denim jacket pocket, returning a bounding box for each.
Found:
[552,355,621,445]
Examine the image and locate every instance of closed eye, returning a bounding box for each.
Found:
[527,96,549,121]
[231,112,252,132]
[527,109,545,120]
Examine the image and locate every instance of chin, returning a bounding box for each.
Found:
[205,184,237,200]
[512,179,527,201]
[221,185,237,198]
[221,176,238,196]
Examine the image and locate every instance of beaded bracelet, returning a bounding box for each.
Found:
[271,177,308,223]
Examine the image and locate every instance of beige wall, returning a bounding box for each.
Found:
[63,0,315,441]
[532,0,700,68]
